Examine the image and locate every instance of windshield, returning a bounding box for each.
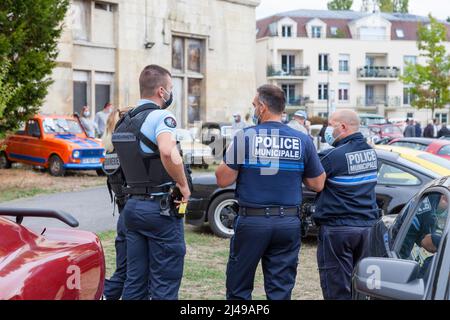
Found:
[382,125,402,134]
[43,118,83,134]
[361,116,386,126]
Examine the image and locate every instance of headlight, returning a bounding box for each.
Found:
[73,150,80,158]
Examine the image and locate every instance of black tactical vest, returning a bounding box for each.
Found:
[112,103,173,191]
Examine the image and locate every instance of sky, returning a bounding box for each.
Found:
[255,0,449,20]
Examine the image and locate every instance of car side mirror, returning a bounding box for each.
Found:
[353,257,425,300]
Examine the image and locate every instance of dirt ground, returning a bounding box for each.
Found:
[0,165,105,202]
[99,225,323,300]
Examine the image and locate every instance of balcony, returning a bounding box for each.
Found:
[267,64,310,80]
[285,95,311,107]
[357,96,401,109]
[357,66,400,81]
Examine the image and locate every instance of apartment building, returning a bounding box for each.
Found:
[43,0,260,127]
[256,9,450,123]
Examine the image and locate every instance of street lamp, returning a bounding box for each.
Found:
[327,68,333,120]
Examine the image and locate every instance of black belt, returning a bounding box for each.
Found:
[122,185,171,196]
[239,206,300,217]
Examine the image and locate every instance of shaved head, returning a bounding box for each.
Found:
[331,109,360,132]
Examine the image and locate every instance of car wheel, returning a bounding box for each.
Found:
[48,155,65,176]
[96,169,106,176]
[207,192,237,238]
[0,151,12,169]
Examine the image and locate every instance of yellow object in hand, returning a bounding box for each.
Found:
[178,202,187,215]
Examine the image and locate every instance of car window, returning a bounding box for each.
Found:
[43,118,83,134]
[377,163,421,186]
[382,126,402,134]
[26,120,41,137]
[438,145,450,156]
[396,192,449,281]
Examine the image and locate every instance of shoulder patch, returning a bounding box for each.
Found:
[164,116,177,128]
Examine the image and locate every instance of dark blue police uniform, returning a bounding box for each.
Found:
[224,121,324,300]
[113,99,185,300]
[313,132,379,300]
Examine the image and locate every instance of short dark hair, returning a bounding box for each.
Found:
[103,102,111,109]
[139,65,171,97]
[257,84,286,114]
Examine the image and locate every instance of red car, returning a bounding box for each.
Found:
[388,137,450,161]
[0,208,105,300]
[369,124,404,140]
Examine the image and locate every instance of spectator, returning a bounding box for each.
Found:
[403,119,416,137]
[288,110,308,135]
[319,119,328,143]
[281,112,289,124]
[415,121,422,137]
[433,119,439,138]
[95,102,113,137]
[232,113,246,131]
[437,123,450,138]
[79,106,97,138]
[244,113,252,127]
[423,120,435,138]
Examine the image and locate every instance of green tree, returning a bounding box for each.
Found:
[0,60,16,121]
[0,0,69,135]
[401,15,450,118]
[377,0,408,13]
[327,0,353,10]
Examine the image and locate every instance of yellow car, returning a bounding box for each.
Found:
[376,145,450,176]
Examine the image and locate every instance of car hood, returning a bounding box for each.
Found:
[49,134,103,149]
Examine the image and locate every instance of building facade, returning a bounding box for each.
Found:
[43,0,260,127]
[256,10,450,124]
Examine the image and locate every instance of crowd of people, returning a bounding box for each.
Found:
[403,118,450,138]
[77,102,114,139]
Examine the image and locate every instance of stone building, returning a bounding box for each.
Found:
[43,0,260,127]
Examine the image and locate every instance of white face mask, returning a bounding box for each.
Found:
[83,111,90,118]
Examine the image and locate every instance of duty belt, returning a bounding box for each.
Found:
[122,184,171,196]
[239,206,300,217]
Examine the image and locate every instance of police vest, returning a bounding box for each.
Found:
[102,150,127,207]
[111,103,173,192]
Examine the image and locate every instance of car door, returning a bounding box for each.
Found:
[389,188,450,298]
[8,119,45,165]
[376,160,425,215]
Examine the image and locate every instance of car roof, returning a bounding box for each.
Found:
[376,145,450,176]
[391,137,450,147]
[36,114,77,120]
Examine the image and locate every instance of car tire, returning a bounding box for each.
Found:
[0,151,12,169]
[48,155,65,176]
[207,192,237,238]
[96,169,106,176]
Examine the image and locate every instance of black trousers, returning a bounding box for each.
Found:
[317,225,371,300]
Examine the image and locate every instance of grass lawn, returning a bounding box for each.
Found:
[0,165,105,203]
[98,225,322,300]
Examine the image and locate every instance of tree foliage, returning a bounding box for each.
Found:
[376,0,409,13]
[0,0,69,134]
[327,0,353,11]
[401,15,450,117]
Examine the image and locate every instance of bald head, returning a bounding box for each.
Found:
[331,109,360,132]
[328,109,361,144]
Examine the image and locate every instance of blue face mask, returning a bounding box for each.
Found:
[324,126,337,146]
[252,106,261,125]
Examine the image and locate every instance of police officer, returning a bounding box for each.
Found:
[102,107,131,300]
[313,109,379,300]
[112,65,191,300]
[216,84,326,300]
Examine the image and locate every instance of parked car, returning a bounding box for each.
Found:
[359,114,387,126]
[176,129,214,169]
[186,147,450,238]
[353,176,450,300]
[386,137,450,161]
[369,124,403,140]
[198,122,233,160]
[0,115,105,176]
[0,208,105,300]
